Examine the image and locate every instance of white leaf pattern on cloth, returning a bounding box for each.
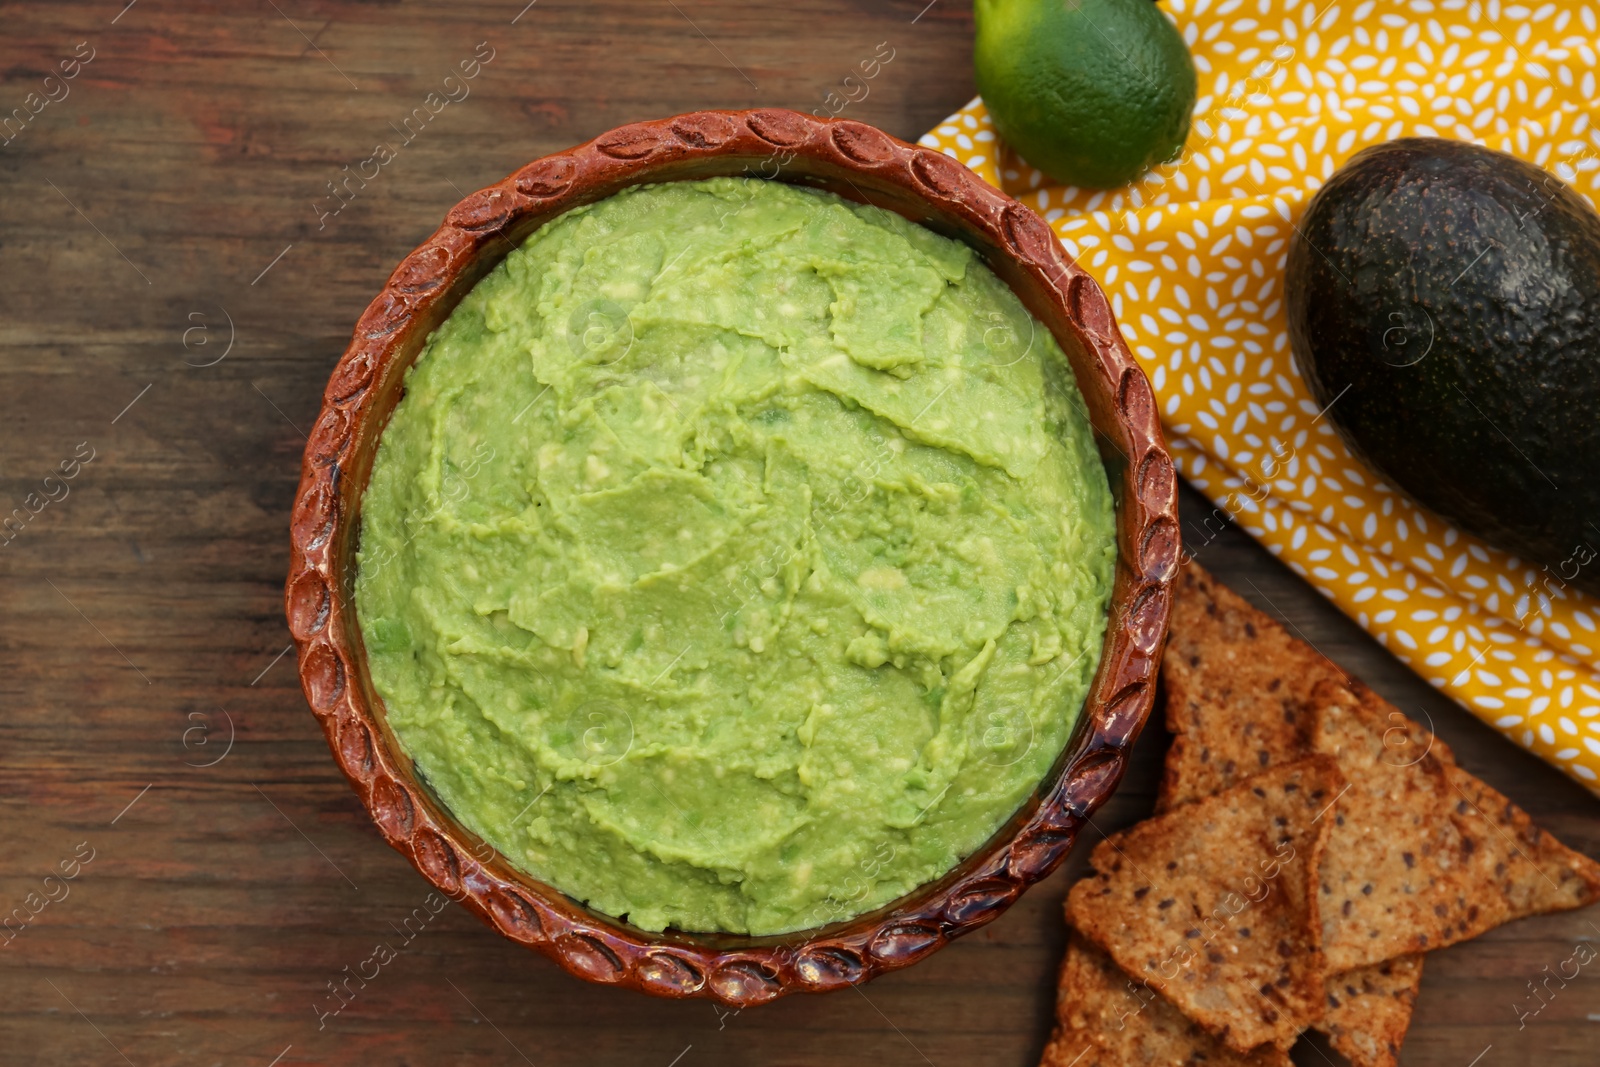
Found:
[920,0,1600,792]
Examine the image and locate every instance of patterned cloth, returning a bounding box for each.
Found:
[919,0,1600,792]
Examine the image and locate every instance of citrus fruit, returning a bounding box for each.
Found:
[975,0,1197,189]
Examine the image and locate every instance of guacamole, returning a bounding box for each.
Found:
[356,177,1116,935]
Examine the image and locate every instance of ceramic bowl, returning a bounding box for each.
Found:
[286,109,1178,1006]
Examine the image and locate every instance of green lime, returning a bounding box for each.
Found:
[975,0,1197,189]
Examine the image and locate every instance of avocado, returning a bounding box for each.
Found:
[1287,138,1600,601]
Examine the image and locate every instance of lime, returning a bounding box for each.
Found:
[975,0,1197,189]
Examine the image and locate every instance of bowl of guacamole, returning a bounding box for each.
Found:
[287,110,1177,1004]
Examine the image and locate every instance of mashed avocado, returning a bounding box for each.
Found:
[356,177,1116,935]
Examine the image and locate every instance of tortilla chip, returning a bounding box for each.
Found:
[1308,676,1462,970]
[1065,756,1343,1052]
[1446,760,1600,919]
[1039,933,1290,1067]
[1147,563,1599,1061]
[1318,955,1424,1067]
[1154,564,1426,1059]
[1311,677,1600,971]
[1157,562,1343,811]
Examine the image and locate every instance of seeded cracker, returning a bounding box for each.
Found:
[1157,563,1341,812]
[1448,762,1600,913]
[1065,756,1342,1053]
[1111,561,1598,1059]
[1318,953,1424,1067]
[1154,562,1426,1062]
[1307,675,1461,970]
[1039,932,1290,1067]
[1312,677,1600,971]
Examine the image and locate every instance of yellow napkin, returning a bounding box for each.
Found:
[921,0,1600,792]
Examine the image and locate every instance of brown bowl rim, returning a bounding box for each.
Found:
[285,108,1178,1006]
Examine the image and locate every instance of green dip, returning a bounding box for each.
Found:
[356,177,1116,935]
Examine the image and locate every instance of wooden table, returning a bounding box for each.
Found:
[2,2,1595,1064]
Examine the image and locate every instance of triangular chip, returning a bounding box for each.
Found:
[1308,676,1462,970]
[1154,562,1427,1059]
[1157,562,1342,811]
[1065,756,1343,1053]
[1312,677,1600,971]
[1149,563,1599,1061]
[1446,762,1600,916]
[1039,933,1290,1067]
[1318,954,1424,1067]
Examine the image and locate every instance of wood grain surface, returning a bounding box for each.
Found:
[1,2,1595,1065]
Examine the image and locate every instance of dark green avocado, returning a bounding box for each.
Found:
[1287,137,1600,600]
